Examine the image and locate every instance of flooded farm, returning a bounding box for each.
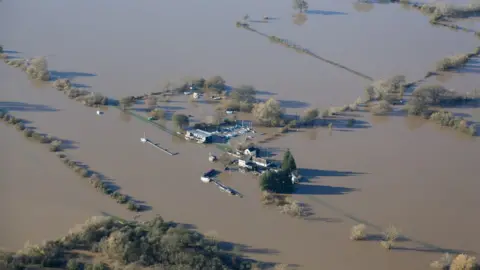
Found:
[1,0,479,269]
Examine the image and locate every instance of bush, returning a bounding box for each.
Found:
[365,75,406,102]
[23,128,34,137]
[127,201,141,212]
[77,168,90,178]
[7,116,21,125]
[53,79,71,91]
[79,93,108,107]
[383,225,399,242]
[253,98,284,127]
[449,254,477,270]
[350,224,367,240]
[111,192,128,204]
[0,110,6,119]
[302,108,319,124]
[91,262,108,270]
[49,140,62,152]
[67,88,90,99]
[6,59,26,68]
[430,253,453,269]
[3,114,11,122]
[406,96,428,115]
[261,192,309,217]
[370,100,393,115]
[436,54,469,71]
[279,197,308,217]
[381,225,399,249]
[26,57,50,81]
[15,122,25,131]
[66,259,80,270]
[380,240,394,250]
[149,108,165,119]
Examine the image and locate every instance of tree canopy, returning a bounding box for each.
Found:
[205,76,226,92]
[301,108,319,124]
[281,149,297,174]
[260,170,294,193]
[252,98,284,127]
[230,85,256,104]
[172,114,189,130]
[293,0,309,12]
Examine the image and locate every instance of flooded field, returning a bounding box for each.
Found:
[1,0,479,269]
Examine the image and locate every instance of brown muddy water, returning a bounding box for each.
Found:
[1,0,480,269]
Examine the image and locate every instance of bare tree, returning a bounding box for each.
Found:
[293,0,309,13]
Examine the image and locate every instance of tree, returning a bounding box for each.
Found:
[172,114,189,130]
[370,100,393,115]
[205,76,226,92]
[301,108,318,124]
[230,85,256,104]
[281,149,297,174]
[149,108,165,119]
[293,0,309,13]
[260,170,294,193]
[412,85,455,105]
[120,96,135,110]
[252,98,284,126]
[406,96,428,116]
[145,95,158,111]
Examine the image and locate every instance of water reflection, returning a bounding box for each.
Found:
[119,110,132,123]
[303,128,318,141]
[370,115,390,125]
[353,2,374,12]
[27,78,50,89]
[436,71,455,83]
[404,115,426,131]
[292,13,308,26]
[171,132,185,145]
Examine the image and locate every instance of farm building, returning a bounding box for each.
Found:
[244,147,258,157]
[252,157,270,168]
[185,129,213,143]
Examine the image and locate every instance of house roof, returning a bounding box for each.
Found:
[253,157,268,164]
[187,129,212,138]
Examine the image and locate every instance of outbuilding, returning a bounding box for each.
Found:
[185,129,213,143]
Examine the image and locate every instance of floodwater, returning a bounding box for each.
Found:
[1,0,479,269]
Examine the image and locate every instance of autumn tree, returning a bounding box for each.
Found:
[252,98,284,126]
